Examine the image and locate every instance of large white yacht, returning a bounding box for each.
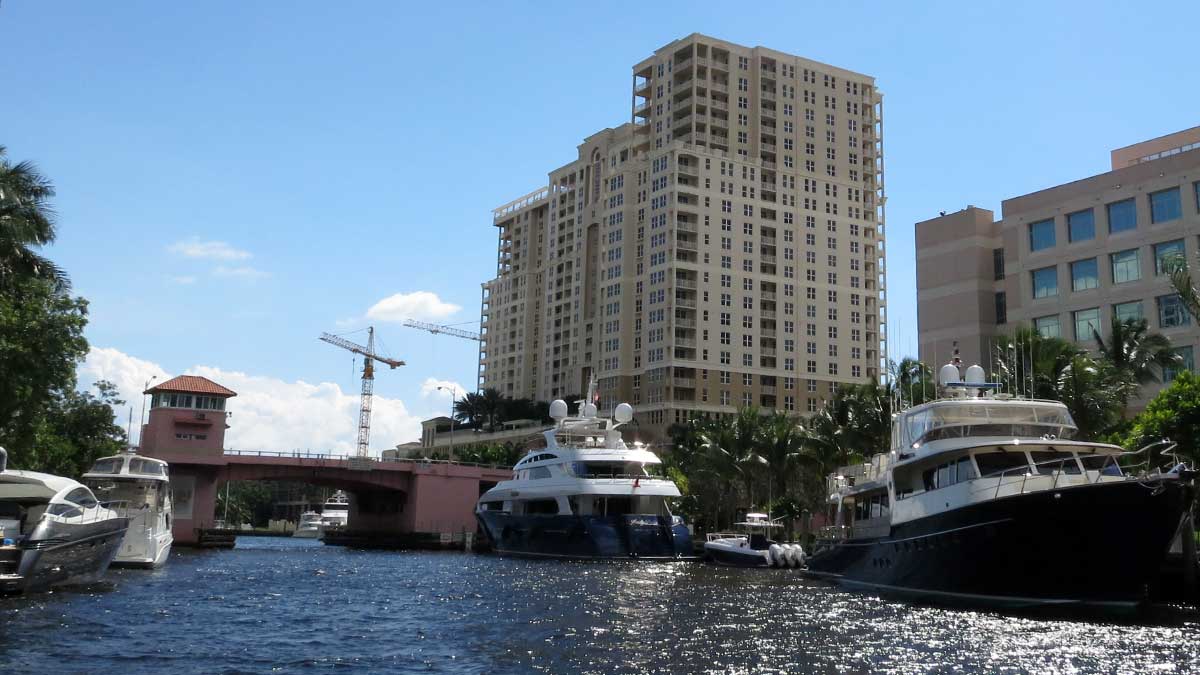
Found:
[0,447,129,593]
[475,395,695,560]
[805,357,1192,610]
[319,491,349,530]
[82,449,173,568]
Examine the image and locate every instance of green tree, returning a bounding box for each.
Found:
[0,146,66,291]
[17,380,127,477]
[0,277,90,457]
[1120,371,1200,468]
[1093,317,1180,399]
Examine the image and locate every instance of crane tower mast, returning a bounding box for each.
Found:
[319,327,405,458]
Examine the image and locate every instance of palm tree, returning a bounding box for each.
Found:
[478,388,505,431]
[889,357,933,408]
[759,411,805,504]
[1166,250,1200,320]
[452,392,485,428]
[1092,317,1181,400]
[0,146,66,291]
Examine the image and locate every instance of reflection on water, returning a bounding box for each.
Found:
[0,536,1196,673]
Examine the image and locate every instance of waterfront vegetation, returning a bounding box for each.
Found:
[0,145,127,475]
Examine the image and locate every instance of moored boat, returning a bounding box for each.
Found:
[804,357,1193,611]
[293,511,323,538]
[475,387,695,560]
[82,449,173,568]
[0,447,129,593]
[704,513,805,567]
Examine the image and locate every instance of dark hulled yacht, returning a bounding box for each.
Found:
[804,359,1193,611]
[475,394,694,560]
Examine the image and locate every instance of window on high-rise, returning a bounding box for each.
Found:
[1150,187,1182,224]
[1107,198,1137,233]
[1155,239,1186,275]
[1067,209,1095,242]
[1034,315,1061,338]
[1113,300,1143,324]
[1073,308,1101,340]
[995,292,1007,324]
[1110,249,1141,284]
[993,248,1005,280]
[1158,294,1191,328]
[1029,218,1055,251]
[1031,266,1057,298]
[1165,346,1195,383]
[1071,258,1099,291]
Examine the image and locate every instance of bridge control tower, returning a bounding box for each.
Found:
[140,376,237,454]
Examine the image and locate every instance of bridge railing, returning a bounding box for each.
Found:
[223,449,512,471]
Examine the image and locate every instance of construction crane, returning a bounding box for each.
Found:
[319,327,405,458]
[402,319,481,341]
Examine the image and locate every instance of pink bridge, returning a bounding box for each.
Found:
[136,374,511,546]
[144,448,512,545]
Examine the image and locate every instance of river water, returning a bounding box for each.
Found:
[1,537,1198,674]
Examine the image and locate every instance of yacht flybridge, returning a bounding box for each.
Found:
[83,449,173,568]
[475,392,695,560]
[805,356,1193,610]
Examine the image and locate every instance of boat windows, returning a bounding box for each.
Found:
[900,402,1077,448]
[1079,453,1123,476]
[974,451,1031,477]
[89,458,123,474]
[129,459,165,476]
[529,466,552,479]
[853,492,888,521]
[47,503,82,518]
[1028,451,1081,475]
[919,456,975,493]
[481,501,503,511]
[64,487,99,508]
[524,499,559,515]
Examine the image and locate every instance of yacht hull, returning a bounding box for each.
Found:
[704,542,770,567]
[476,512,695,560]
[6,517,129,593]
[805,478,1189,610]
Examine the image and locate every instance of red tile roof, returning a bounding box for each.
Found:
[145,375,237,397]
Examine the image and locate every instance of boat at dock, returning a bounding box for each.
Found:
[293,511,323,538]
[475,391,695,560]
[319,490,349,531]
[0,447,129,593]
[704,513,805,567]
[804,357,1193,611]
[82,448,173,568]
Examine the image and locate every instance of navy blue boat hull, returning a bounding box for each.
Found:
[804,478,1189,610]
[476,511,695,560]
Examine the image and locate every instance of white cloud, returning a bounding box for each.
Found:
[78,347,423,454]
[420,377,467,403]
[366,291,460,322]
[212,265,269,280]
[168,238,252,261]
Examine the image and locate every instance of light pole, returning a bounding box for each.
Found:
[437,385,459,458]
[138,375,157,451]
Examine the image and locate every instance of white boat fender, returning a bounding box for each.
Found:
[768,544,782,567]
[786,544,800,568]
[795,546,806,567]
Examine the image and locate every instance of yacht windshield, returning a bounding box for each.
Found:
[904,402,1076,447]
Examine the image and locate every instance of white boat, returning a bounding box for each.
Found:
[0,447,129,593]
[704,513,804,567]
[805,355,1192,610]
[293,511,323,538]
[83,449,173,568]
[319,491,349,531]
[475,388,695,560]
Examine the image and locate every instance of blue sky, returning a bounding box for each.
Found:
[2,1,1197,450]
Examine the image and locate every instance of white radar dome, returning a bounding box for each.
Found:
[614,403,634,424]
[965,364,986,384]
[550,399,568,420]
[582,402,598,418]
[938,363,960,387]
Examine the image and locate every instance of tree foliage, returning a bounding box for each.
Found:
[0,145,67,292]
[1119,371,1200,467]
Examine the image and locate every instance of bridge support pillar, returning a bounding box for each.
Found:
[405,470,483,536]
[167,464,221,545]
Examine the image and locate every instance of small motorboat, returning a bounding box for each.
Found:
[293,511,323,538]
[704,513,805,567]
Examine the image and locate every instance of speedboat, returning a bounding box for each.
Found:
[319,491,349,531]
[82,449,173,568]
[704,513,804,567]
[0,447,129,593]
[293,511,323,538]
[804,356,1193,611]
[475,386,695,560]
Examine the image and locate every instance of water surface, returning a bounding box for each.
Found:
[1,537,1197,673]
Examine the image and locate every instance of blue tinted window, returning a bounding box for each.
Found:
[1113,301,1143,323]
[1150,188,1182,224]
[1067,209,1094,242]
[1029,219,1055,251]
[1165,346,1195,383]
[1032,266,1057,298]
[1158,294,1191,328]
[1034,315,1061,338]
[1155,239,1186,275]
[1071,258,1099,291]
[1074,308,1100,340]
[1110,249,1141,284]
[1107,199,1137,233]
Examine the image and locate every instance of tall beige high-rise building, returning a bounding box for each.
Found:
[917,126,1200,404]
[480,34,886,438]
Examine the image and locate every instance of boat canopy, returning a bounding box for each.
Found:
[895,399,1077,450]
